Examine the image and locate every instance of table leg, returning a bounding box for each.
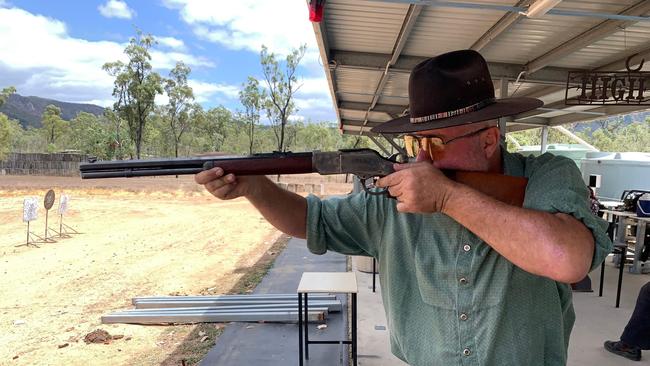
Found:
[630,222,648,274]
[299,293,303,366]
[617,248,624,308]
[305,293,309,360]
[599,263,605,297]
[352,293,357,366]
[372,258,376,293]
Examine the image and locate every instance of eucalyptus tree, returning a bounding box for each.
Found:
[103,30,163,158]
[41,104,69,148]
[164,61,194,158]
[260,44,306,152]
[0,86,16,108]
[239,76,265,154]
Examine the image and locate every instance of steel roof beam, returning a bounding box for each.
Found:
[339,101,407,117]
[357,4,423,136]
[516,44,650,100]
[330,50,422,73]
[331,50,578,85]
[311,10,342,130]
[524,0,650,74]
[341,119,385,128]
[471,0,533,51]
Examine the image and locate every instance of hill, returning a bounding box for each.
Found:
[0,94,105,128]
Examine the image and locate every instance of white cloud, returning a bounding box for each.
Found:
[161,1,335,120]
[98,0,135,19]
[0,7,214,106]
[297,77,330,97]
[157,36,186,51]
[188,80,240,104]
[162,0,318,58]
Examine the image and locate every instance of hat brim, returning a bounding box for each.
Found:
[371,97,543,134]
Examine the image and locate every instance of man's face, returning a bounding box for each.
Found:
[413,122,497,171]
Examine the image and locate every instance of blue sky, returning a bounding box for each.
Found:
[0,0,335,123]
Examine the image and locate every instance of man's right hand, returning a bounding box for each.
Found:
[194,167,268,200]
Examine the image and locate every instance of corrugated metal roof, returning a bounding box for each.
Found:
[312,0,650,136]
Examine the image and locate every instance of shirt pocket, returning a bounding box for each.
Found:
[471,247,514,309]
[414,240,514,310]
[413,239,457,310]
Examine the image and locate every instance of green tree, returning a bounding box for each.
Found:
[192,106,234,153]
[103,109,132,159]
[66,112,122,159]
[103,30,163,158]
[0,86,16,108]
[41,104,69,147]
[164,61,195,158]
[0,113,22,159]
[239,76,265,154]
[260,44,306,152]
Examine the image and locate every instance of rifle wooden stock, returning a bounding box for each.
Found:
[446,171,527,207]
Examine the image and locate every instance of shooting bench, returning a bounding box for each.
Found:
[298,272,358,366]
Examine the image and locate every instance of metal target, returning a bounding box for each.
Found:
[44,189,55,210]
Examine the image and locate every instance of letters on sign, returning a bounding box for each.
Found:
[565,55,649,106]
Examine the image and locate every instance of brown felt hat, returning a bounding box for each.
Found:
[371,50,543,134]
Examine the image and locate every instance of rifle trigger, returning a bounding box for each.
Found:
[360,177,394,199]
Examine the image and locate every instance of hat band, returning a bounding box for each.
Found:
[409,98,496,124]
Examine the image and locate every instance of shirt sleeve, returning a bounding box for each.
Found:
[522,153,613,271]
[305,192,386,257]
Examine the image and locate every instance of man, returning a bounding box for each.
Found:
[195,50,612,365]
[605,282,650,361]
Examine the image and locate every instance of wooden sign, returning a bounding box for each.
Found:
[565,54,649,105]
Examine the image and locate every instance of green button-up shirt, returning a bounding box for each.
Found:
[305,151,612,366]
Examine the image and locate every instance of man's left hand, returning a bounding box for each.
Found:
[376,162,457,213]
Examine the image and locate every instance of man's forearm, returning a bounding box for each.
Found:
[245,177,308,239]
[443,184,594,283]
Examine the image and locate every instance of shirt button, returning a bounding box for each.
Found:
[459,277,468,285]
[463,348,471,356]
[459,313,468,321]
[463,244,471,252]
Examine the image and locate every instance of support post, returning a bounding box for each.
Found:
[498,79,508,145]
[541,126,549,153]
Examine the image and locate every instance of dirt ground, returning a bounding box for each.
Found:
[0,174,351,366]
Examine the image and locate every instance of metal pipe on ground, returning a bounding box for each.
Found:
[134,300,342,311]
[128,302,342,312]
[111,307,329,316]
[102,310,327,324]
[132,294,336,304]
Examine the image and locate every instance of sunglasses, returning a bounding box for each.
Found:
[403,127,493,158]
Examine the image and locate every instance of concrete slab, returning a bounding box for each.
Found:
[352,259,407,366]
[570,256,650,365]
[200,238,350,366]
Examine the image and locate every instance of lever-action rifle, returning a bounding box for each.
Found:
[79,148,527,206]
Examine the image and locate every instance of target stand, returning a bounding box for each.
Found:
[16,197,46,248]
[57,194,78,238]
[42,190,59,243]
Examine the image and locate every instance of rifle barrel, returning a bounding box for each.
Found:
[80,153,314,179]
